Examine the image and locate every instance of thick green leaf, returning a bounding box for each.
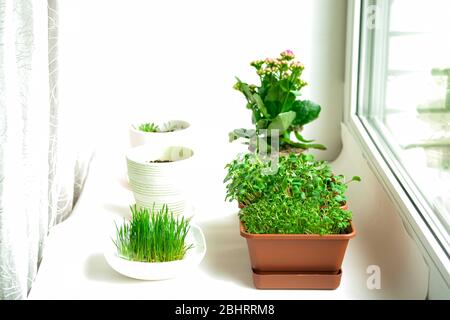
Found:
[256,119,269,129]
[252,110,263,124]
[268,111,296,134]
[266,85,283,102]
[234,77,255,103]
[279,79,291,92]
[264,101,280,118]
[253,94,269,118]
[264,85,286,116]
[261,74,277,89]
[229,128,257,142]
[292,100,321,126]
[280,91,296,113]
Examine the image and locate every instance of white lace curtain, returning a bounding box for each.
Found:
[0,0,92,299]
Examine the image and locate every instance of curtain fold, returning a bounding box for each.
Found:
[0,0,91,300]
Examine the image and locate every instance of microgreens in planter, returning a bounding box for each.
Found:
[229,154,360,289]
[230,50,326,153]
[224,153,360,208]
[240,196,352,236]
[231,155,360,235]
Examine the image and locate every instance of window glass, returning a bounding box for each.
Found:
[358,0,450,249]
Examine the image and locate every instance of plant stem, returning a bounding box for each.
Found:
[280,137,326,151]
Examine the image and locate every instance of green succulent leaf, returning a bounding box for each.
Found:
[229,128,257,142]
[264,85,284,116]
[280,91,296,113]
[256,119,269,130]
[292,100,321,126]
[253,94,269,118]
[264,101,279,118]
[234,77,255,103]
[279,79,291,92]
[268,111,296,134]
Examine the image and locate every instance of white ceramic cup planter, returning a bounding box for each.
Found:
[126,145,194,216]
[129,120,191,148]
[104,223,206,281]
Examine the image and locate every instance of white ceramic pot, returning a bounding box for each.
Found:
[129,120,191,148]
[126,145,194,216]
[104,223,206,281]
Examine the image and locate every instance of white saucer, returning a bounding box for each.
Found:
[104,224,206,280]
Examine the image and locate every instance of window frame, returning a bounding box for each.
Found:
[344,0,450,287]
[360,0,450,247]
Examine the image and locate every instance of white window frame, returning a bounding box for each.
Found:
[344,0,450,292]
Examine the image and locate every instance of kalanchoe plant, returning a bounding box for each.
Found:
[230,50,326,152]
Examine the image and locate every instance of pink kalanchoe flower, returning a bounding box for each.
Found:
[281,49,295,57]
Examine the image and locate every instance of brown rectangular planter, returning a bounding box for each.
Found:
[240,221,356,273]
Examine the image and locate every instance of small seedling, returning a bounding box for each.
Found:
[136,122,160,133]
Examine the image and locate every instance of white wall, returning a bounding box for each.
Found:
[58,0,347,160]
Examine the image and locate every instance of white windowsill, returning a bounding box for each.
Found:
[28,127,428,300]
